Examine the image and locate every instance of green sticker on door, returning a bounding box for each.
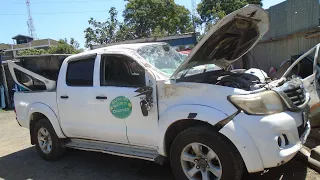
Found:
[110,96,132,119]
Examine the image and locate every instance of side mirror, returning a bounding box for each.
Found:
[140,100,149,116]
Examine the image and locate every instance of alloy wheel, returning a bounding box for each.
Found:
[180,142,222,180]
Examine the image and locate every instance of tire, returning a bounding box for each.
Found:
[34,119,65,161]
[170,126,244,180]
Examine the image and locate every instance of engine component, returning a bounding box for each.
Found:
[217,73,260,90]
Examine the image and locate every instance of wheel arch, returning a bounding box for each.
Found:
[158,104,235,157]
[29,103,66,144]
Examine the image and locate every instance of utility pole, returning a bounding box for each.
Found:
[26,0,37,39]
[191,0,197,45]
[191,0,197,34]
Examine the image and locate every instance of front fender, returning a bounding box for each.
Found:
[157,104,231,156]
[29,103,66,138]
[219,120,264,173]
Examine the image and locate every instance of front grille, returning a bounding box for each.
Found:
[283,86,306,107]
[297,124,307,137]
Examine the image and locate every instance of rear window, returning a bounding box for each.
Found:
[66,58,95,86]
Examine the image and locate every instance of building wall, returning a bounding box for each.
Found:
[262,0,319,40]
[248,34,320,72]
[241,0,320,72]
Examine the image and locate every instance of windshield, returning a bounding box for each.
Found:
[176,64,222,78]
[137,43,185,76]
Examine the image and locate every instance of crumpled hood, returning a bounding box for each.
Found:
[172,4,269,78]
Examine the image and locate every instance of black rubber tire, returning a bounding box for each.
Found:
[170,126,244,180]
[34,119,65,161]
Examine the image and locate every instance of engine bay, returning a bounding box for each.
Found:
[177,68,268,91]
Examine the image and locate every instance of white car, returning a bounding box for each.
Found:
[8,5,314,180]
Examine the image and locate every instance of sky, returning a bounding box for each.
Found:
[0,0,285,48]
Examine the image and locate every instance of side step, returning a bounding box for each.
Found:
[65,139,159,161]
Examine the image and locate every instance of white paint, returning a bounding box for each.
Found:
[171,4,270,78]
[245,68,268,82]
[10,5,311,175]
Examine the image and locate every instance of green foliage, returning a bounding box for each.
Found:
[84,1,193,47]
[70,38,80,50]
[47,39,82,54]
[84,7,123,48]
[115,23,136,41]
[197,0,262,27]
[18,38,82,56]
[17,48,47,56]
[123,0,193,38]
[151,26,168,38]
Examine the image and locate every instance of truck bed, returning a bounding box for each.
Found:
[14,91,58,128]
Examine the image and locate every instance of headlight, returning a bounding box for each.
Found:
[228,91,286,115]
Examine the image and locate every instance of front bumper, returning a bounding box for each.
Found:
[219,110,310,173]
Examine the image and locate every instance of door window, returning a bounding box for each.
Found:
[291,55,314,79]
[66,58,95,86]
[100,55,145,87]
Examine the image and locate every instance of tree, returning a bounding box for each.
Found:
[47,39,82,54]
[197,0,262,27]
[123,0,193,38]
[151,26,167,38]
[84,7,122,48]
[69,38,80,50]
[17,48,47,56]
[115,23,136,42]
[18,38,82,56]
[84,2,193,47]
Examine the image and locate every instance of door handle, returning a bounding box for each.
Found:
[96,96,107,100]
[60,95,69,99]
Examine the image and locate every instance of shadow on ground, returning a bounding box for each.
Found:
[0,146,307,180]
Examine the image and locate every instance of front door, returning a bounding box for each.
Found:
[283,44,320,126]
[57,54,128,144]
[95,53,159,148]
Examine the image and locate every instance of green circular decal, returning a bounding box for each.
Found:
[110,96,132,119]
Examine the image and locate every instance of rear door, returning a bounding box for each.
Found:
[57,54,128,144]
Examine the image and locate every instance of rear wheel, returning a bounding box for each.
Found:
[170,126,244,180]
[34,119,65,161]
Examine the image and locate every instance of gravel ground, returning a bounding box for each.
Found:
[0,111,319,180]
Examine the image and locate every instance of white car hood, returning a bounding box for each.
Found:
[171,4,269,78]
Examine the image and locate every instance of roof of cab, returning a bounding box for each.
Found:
[66,42,166,60]
[102,42,166,51]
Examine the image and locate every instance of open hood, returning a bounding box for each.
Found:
[172,4,269,78]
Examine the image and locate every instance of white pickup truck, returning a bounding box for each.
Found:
[8,5,316,180]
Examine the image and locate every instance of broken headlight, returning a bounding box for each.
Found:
[228,91,286,115]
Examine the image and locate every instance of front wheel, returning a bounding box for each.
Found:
[170,126,244,180]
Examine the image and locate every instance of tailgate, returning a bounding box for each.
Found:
[8,61,56,91]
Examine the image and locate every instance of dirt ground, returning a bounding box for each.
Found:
[0,111,319,180]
